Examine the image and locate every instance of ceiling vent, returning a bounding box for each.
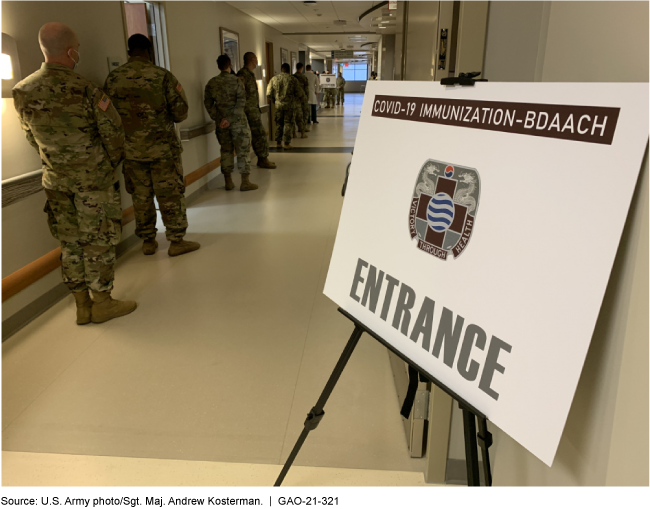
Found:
[346,45,353,49]
[333,19,347,26]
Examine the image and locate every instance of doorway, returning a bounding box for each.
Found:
[122,1,170,70]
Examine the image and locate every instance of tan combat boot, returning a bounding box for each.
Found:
[142,239,158,255]
[276,142,282,150]
[305,126,311,132]
[257,157,277,169]
[224,173,235,191]
[168,240,201,257]
[284,143,294,150]
[73,290,92,325]
[91,292,137,324]
[240,174,259,192]
[301,131,308,139]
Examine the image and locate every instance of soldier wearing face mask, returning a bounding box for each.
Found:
[12,22,137,325]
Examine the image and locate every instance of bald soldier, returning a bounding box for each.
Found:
[204,54,258,191]
[104,34,200,257]
[13,22,136,324]
[236,52,276,169]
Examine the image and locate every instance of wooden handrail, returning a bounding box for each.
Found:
[2,157,221,302]
[185,157,220,187]
[2,248,62,302]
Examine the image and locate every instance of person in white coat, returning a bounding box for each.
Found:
[305,65,319,124]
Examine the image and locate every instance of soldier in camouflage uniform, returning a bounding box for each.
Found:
[13,22,136,325]
[290,73,308,139]
[267,63,298,150]
[204,54,258,192]
[236,52,276,169]
[323,75,336,108]
[104,34,200,257]
[293,63,310,138]
[336,72,346,105]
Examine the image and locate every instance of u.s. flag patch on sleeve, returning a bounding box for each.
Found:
[98,94,111,112]
[176,82,183,92]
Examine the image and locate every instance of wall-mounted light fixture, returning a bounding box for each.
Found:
[1,53,13,80]
[2,33,22,99]
[254,63,263,81]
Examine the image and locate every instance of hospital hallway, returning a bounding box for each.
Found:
[2,93,430,486]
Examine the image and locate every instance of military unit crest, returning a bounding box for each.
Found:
[408,159,480,260]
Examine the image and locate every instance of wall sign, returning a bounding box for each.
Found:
[323,81,648,466]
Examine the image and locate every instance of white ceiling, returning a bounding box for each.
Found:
[227,1,385,59]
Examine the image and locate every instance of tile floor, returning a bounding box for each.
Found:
[2,93,427,486]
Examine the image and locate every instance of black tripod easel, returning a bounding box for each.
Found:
[274,308,493,487]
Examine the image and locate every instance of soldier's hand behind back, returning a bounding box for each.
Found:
[220,118,230,128]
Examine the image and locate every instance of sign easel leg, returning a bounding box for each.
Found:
[274,324,365,486]
[477,416,493,486]
[461,406,481,486]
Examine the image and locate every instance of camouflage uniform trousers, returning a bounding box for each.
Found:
[216,121,252,174]
[274,104,295,144]
[245,108,269,159]
[44,184,122,293]
[337,89,344,104]
[123,158,188,242]
[303,101,310,125]
[325,89,336,108]
[294,99,310,132]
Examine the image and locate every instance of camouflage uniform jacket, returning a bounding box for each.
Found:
[293,72,309,101]
[236,66,261,114]
[336,76,346,89]
[291,76,307,103]
[12,63,124,193]
[204,71,247,126]
[266,73,297,108]
[104,56,188,161]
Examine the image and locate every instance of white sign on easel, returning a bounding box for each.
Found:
[320,74,337,88]
[323,81,648,466]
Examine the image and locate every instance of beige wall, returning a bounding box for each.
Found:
[399,1,487,83]
[484,1,649,486]
[454,1,488,76]
[541,1,648,82]
[404,1,439,81]
[1,1,298,322]
[483,1,548,82]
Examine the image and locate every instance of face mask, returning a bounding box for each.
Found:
[68,48,80,70]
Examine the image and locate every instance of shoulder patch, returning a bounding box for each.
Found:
[98,94,111,112]
[176,82,183,92]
